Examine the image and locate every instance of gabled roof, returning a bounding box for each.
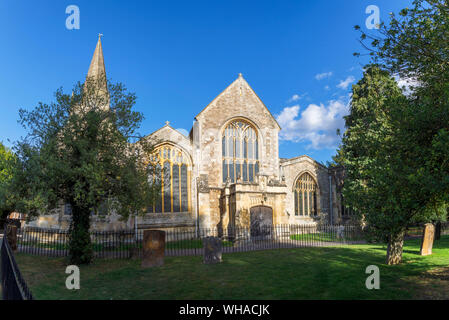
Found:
[141,121,191,143]
[280,155,328,170]
[195,74,281,130]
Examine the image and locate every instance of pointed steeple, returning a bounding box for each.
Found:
[87,34,106,80]
[85,34,109,108]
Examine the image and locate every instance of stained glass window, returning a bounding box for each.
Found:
[294,173,318,216]
[222,120,259,183]
[148,145,191,213]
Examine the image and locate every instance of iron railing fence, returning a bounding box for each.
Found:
[1,227,34,300]
[405,222,449,238]
[13,224,366,259]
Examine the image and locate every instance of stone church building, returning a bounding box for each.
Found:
[28,37,349,231]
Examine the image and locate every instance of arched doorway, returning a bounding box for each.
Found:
[250,206,273,240]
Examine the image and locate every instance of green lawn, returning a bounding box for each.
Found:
[14,236,449,300]
[289,232,360,242]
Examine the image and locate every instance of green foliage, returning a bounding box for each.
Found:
[342,0,449,263]
[340,66,413,245]
[12,75,159,264]
[0,142,17,219]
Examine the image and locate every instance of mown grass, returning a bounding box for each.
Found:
[14,236,449,300]
[289,232,360,242]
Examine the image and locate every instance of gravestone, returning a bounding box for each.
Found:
[336,226,345,240]
[6,224,18,251]
[141,230,165,268]
[203,236,222,264]
[420,223,435,256]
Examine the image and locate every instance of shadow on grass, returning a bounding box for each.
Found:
[14,235,449,300]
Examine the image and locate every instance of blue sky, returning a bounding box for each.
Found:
[0,0,412,164]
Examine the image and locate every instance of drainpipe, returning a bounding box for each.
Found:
[329,175,333,225]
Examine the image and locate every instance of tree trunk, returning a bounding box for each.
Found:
[435,221,441,241]
[386,232,404,265]
[69,203,93,265]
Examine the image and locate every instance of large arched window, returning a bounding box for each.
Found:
[148,144,191,213]
[294,173,317,216]
[222,120,259,183]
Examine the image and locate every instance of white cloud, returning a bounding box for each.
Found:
[315,72,333,80]
[394,75,420,96]
[276,99,350,150]
[337,76,355,89]
[287,93,306,103]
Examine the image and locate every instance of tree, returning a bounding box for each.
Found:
[0,142,16,220]
[340,0,449,264]
[339,65,418,265]
[13,75,159,264]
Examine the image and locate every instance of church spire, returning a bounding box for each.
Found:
[85,34,109,108]
[87,34,106,80]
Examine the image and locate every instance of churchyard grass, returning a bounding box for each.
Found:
[289,232,359,242]
[15,235,449,300]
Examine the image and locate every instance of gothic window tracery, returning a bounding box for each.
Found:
[294,172,317,216]
[222,120,259,183]
[148,144,191,213]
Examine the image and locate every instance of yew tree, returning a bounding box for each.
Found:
[340,0,449,264]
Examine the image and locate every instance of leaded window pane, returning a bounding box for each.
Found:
[244,139,248,158]
[222,160,227,183]
[163,161,171,212]
[243,162,248,181]
[172,164,180,212]
[294,173,318,217]
[236,137,240,157]
[222,136,226,156]
[181,164,188,212]
[248,139,253,159]
[304,191,309,216]
[294,191,298,216]
[236,160,241,181]
[222,120,258,184]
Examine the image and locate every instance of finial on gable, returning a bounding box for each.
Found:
[238,73,243,78]
[165,121,170,126]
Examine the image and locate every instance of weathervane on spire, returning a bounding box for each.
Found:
[98,33,103,39]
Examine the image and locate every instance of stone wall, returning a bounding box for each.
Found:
[195,75,281,188]
[280,156,337,224]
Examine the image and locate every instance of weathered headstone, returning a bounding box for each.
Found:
[6,224,18,251]
[203,236,222,264]
[141,230,165,268]
[420,223,435,256]
[337,226,345,240]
